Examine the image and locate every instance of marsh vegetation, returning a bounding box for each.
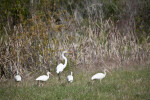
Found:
[0,0,150,99]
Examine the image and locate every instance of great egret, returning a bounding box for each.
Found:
[67,72,73,83]
[91,69,110,83]
[56,51,71,80]
[36,72,53,86]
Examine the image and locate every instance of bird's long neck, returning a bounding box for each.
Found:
[104,70,106,76]
[16,70,19,75]
[62,52,67,68]
[71,72,73,76]
[47,73,50,78]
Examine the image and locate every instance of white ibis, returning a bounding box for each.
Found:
[91,69,110,83]
[36,72,53,86]
[14,70,21,86]
[67,72,73,83]
[14,70,21,82]
[56,51,71,80]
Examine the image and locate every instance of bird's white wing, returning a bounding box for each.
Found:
[56,63,64,74]
[36,75,48,81]
[91,73,105,80]
[14,75,21,81]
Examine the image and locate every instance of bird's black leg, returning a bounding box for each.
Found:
[16,82,18,87]
[92,81,94,85]
[58,73,61,81]
[41,81,44,87]
[38,81,40,86]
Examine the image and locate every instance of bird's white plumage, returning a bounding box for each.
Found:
[56,51,68,74]
[56,63,65,74]
[36,72,51,81]
[67,72,73,82]
[91,73,105,80]
[91,69,108,81]
[14,75,21,82]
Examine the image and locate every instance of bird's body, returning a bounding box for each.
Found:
[67,72,73,83]
[36,75,49,81]
[14,70,21,82]
[91,73,106,80]
[91,69,109,82]
[36,72,53,86]
[14,70,21,87]
[56,63,65,74]
[36,72,52,81]
[14,75,21,82]
[56,51,71,80]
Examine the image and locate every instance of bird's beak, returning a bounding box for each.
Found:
[106,69,109,72]
[50,73,54,76]
[107,70,112,75]
[67,51,72,54]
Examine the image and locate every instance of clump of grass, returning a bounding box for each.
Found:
[0,64,149,100]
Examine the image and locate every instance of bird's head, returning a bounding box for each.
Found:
[63,51,72,54]
[104,69,111,75]
[47,72,53,76]
[13,70,19,76]
[104,69,109,72]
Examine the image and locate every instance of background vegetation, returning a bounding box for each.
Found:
[0,0,150,80]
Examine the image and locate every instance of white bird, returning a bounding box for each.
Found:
[14,70,21,82]
[56,51,71,80]
[91,69,110,83]
[14,70,21,87]
[67,72,73,83]
[36,72,53,86]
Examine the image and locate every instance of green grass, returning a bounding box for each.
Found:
[0,64,150,100]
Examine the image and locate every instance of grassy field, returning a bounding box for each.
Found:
[0,64,150,100]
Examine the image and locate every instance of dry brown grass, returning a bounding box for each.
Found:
[0,0,150,79]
